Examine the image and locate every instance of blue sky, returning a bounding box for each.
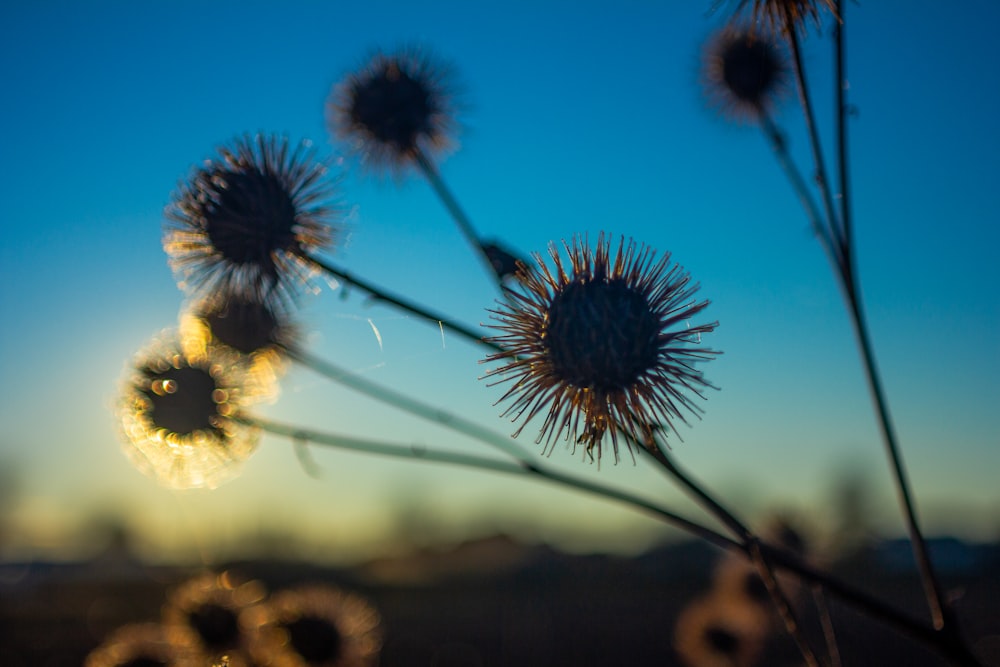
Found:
[1,1,998,564]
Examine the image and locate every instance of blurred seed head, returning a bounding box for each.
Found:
[247,584,383,667]
[118,332,271,490]
[163,572,267,667]
[329,47,459,176]
[483,233,719,463]
[179,291,299,384]
[673,594,769,667]
[703,26,788,122]
[164,134,339,310]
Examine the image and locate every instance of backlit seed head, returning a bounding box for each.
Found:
[164,134,339,310]
[703,26,788,122]
[247,585,383,667]
[329,47,459,176]
[118,332,271,489]
[483,234,719,463]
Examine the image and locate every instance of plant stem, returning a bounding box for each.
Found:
[812,584,843,667]
[786,25,846,260]
[644,442,820,667]
[834,0,853,262]
[283,344,532,462]
[305,254,501,353]
[828,1,948,630]
[412,146,504,289]
[759,112,836,259]
[783,8,950,633]
[842,285,949,629]
[249,415,981,664]
[247,414,728,546]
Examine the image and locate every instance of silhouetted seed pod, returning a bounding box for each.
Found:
[329,47,459,176]
[483,233,719,463]
[164,134,339,311]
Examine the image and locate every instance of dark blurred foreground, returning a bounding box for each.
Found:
[2,534,999,666]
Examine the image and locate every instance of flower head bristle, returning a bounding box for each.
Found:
[703,26,788,122]
[483,234,719,463]
[164,134,338,310]
[329,47,459,175]
[118,332,271,489]
[734,0,837,36]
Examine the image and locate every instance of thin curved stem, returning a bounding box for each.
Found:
[247,414,730,546]
[786,26,845,257]
[834,0,854,264]
[782,8,950,633]
[412,146,504,290]
[759,112,838,263]
[826,1,947,631]
[812,584,843,667]
[305,253,502,354]
[842,286,949,630]
[643,441,820,667]
[749,539,820,667]
[248,415,980,664]
[283,344,532,463]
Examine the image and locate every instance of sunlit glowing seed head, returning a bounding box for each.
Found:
[248,585,383,667]
[731,0,837,36]
[164,134,339,310]
[83,623,199,667]
[482,233,720,464]
[186,291,298,356]
[703,26,787,122]
[118,333,267,490]
[329,47,459,175]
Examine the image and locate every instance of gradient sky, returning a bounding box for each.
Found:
[1,1,998,565]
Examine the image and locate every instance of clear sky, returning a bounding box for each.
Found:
[1,1,998,565]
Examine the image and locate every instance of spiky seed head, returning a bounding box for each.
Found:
[329,47,459,175]
[164,134,338,310]
[703,26,788,122]
[483,234,719,463]
[118,332,272,489]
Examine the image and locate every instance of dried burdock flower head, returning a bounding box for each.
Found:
[703,26,788,122]
[84,623,199,667]
[164,134,338,309]
[329,47,459,175]
[247,585,383,667]
[733,0,837,36]
[483,234,719,463]
[118,332,270,489]
[163,572,267,667]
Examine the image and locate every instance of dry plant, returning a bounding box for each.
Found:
[107,2,988,665]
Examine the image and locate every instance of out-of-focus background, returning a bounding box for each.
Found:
[1,1,998,664]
